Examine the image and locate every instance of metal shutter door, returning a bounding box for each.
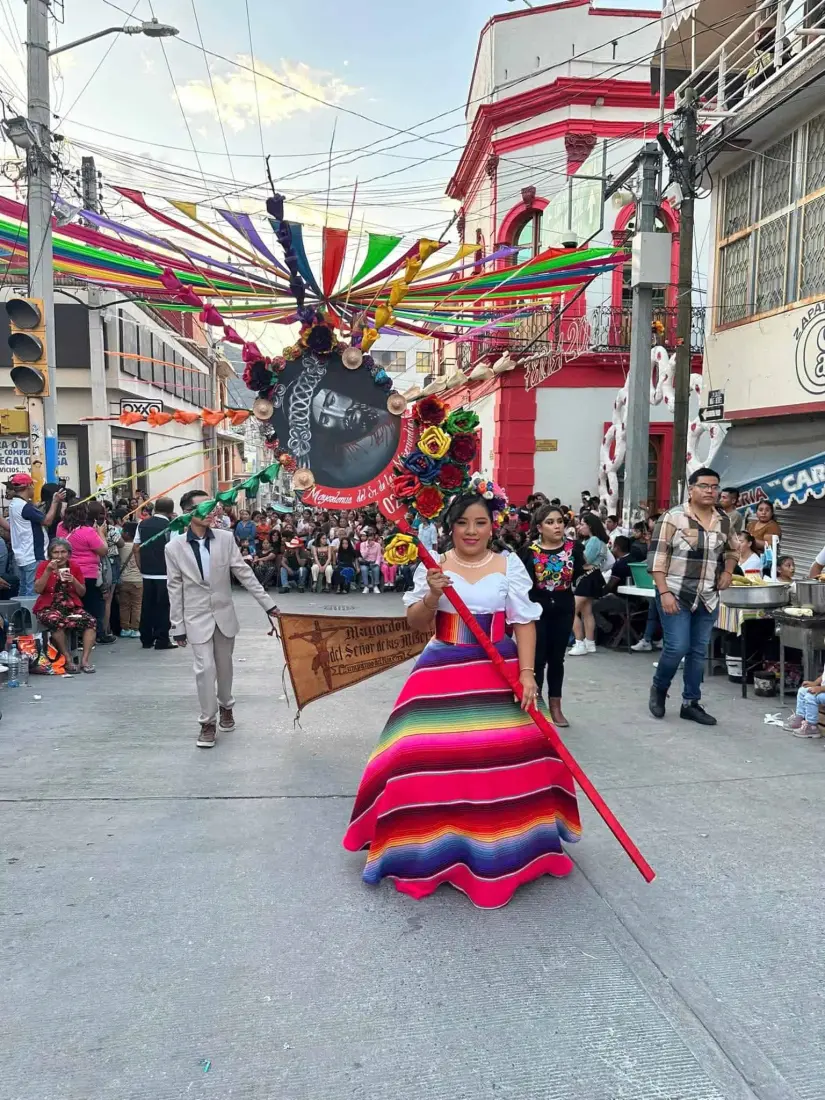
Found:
[774,499,825,571]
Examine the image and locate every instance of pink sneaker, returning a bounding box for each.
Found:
[793,721,822,738]
[784,714,805,731]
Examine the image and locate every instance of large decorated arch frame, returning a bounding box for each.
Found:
[0,188,628,509]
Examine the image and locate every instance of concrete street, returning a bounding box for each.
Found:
[2,589,822,1100]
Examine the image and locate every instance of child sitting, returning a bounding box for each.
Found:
[784,668,825,737]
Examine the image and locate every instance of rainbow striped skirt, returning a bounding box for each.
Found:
[343,634,582,909]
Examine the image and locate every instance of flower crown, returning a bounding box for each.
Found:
[391,397,507,524]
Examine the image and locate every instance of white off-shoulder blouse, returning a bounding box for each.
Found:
[403,553,541,625]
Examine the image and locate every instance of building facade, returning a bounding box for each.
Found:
[660,0,825,564]
[441,0,708,507]
[0,286,241,504]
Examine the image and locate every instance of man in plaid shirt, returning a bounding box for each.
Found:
[647,467,739,725]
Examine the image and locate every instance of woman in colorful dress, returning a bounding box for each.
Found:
[343,488,581,909]
[33,538,98,673]
[519,504,584,728]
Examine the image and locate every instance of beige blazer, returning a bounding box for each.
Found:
[165,528,276,644]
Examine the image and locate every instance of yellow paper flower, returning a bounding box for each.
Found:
[384,534,419,567]
[418,425,451,460]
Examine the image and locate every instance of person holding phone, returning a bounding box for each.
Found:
[6,473,65,596]
[33,538,98,673]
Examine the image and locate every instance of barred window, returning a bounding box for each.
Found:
[716,107,825,328]
[719,238,751,325]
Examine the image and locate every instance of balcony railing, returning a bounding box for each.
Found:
[673,0,825,127]
[444,303,705,380]
[590,305,706,354]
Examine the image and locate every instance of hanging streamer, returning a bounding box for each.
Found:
[321,227,348,298]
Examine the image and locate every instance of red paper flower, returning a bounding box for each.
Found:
[415,485,444,519]
[449,433,477,464]
[393,473,421,501]
[413,395,448,427]
[438,462,468,491]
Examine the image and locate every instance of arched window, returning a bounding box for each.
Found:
[512,209,543,260]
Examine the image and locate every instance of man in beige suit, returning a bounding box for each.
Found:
[166,489,278,748]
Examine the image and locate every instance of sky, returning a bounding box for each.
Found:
[0,0,658,364]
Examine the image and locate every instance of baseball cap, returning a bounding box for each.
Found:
[7,472,33,488]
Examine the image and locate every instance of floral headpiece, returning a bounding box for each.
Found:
[391,397,485,523]
[467,474,508,519]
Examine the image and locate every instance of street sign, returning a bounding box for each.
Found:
[699,405,725,422]
[120,398,164,417]
[707,389,725,407]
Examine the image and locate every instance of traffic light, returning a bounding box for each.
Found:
[5,296,49,396]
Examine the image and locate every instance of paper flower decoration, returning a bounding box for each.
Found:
[445,409,480,435]
[384,534,419,567]
[402,451,441,483]
[448,433,477,464]
[417,425,451,461]
[413,395,448,426]
[415,485,444,519]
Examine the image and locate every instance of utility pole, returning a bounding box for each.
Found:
[26,0,58,483]
[621,143,661,531]
[81,155,112,497]
[669,89,698,504]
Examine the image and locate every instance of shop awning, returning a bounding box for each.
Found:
[714,424,825,510]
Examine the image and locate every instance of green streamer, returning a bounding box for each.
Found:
[344,233,403,291]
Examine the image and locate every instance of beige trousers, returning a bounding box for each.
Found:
[190,627,235,724]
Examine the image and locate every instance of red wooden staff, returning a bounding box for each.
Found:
[398,520,656,884]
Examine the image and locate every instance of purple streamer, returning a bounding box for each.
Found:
[217,209,286,273]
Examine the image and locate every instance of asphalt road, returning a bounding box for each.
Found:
[2,588,822,1100]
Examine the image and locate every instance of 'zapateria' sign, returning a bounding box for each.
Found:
[794,303,825,396]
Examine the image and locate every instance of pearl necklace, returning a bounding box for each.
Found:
[450,550,494,569]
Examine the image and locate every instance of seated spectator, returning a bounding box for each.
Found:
[311,534,335,592]
[253,539,281,588]
[280,539,310,592]
[737,531,763,575]
[33,538,97,673]
[333,536,358,593]
[777,555,796,582]
[628,521,650,563]
[605,535,633,592]
[358,530,383,593]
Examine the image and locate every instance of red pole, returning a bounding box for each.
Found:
[401,524,655,883]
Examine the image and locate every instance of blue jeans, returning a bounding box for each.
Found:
[796,686,825,723]
[652,594,717,703]
[360,563,380,588]
[280,565,308,589]
[18,561,38,597]
[643,599,661,642]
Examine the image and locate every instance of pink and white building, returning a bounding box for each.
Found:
[440,0,708,508]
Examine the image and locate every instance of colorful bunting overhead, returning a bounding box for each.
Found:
[0,184,629,356]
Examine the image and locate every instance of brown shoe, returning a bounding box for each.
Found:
[196,721,217,748]
[548,698,570,728]
[219,706,235,732]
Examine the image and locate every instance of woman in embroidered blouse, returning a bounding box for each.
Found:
[343,492,581,909]
[519,504,584,728]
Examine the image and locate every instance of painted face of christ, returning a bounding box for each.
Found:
[311,388,383,442]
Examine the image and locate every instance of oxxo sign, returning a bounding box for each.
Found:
[119,399,164,417]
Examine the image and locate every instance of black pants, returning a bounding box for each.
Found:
[535,590,575,699]
[140,579,171,647]
[81,580,105,639]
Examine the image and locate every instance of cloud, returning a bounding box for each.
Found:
[175,56,358,133]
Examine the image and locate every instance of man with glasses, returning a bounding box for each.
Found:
[647,467,739,725]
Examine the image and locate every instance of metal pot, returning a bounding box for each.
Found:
[793,580,825,612]
[720,582,791,609]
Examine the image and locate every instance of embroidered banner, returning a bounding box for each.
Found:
[276,613,430,710]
